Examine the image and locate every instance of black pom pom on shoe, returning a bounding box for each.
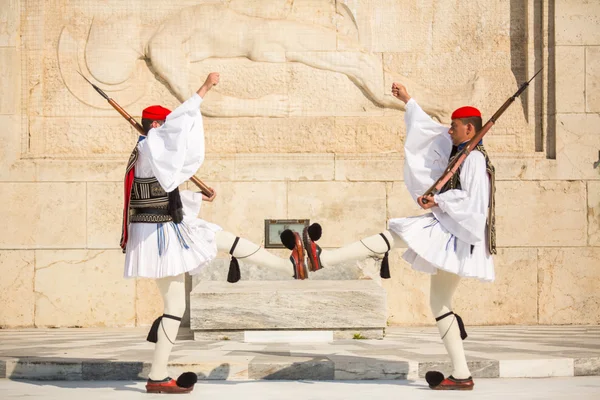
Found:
[425,371,445,387]
[280,229,296,250]
[307,223,322,242]
[176,372,198,388]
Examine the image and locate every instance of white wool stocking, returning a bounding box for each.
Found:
[215,230,291,275]
[319,230,402,266]
[148,274,186,381]
[430,269,471,379]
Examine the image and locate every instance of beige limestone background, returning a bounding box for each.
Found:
[0,0,598,328]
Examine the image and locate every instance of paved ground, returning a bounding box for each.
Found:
[1,377,600,399]
[1,326,599,380]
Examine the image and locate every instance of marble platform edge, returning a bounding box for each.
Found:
[192,328,384,341]
[0,356,597,381]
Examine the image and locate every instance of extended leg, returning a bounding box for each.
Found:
[319,230,403,266]
[215,230,291,276]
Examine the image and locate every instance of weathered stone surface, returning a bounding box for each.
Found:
[384,248,538,326]
[335,154,403,182]
[0,48,19,115]
[538,248,600,325]
[382,252,430,325]
[333,355,413,380]
[249,357,335,380]
[170,361,250,381]
[199,182,287,244]
[34,160,124,182]
[288,182,386,247]
[82,361,145,380]
[28,117,136,158]
[135,278,163,327]
[5,360,82,381]
[455,248,538,325]
[495,181,587,247]
[333,116,404,154]
[0,116,36,182]
[386,181,428,221]
[555,0,600,45]
[586,47,600,113]
[589,182,600,246]
[574,357,600,376]
[199,155,236,182]
[287,62,382,116]
[234,154,334,181]
[0,251,35,327]
[87,182,122,249]
[551,113,600,180]
[555,46,585,113]
[0,0,19,47]
[0,183,86,248]
[190,280,386,331]
[35,250,136,327]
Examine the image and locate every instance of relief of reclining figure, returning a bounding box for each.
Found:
[60,0,481,121]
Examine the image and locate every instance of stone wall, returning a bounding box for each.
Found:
[0,0,598,328]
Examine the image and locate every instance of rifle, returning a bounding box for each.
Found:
[422,68,543,203]
[78,71,214,197]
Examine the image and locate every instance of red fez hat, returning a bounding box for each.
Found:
[451,106,481,120]
[142,105,171,121]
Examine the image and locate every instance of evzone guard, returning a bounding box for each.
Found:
[115,73,311,394]
[299,72,538,390]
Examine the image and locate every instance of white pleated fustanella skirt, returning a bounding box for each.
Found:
[389,213,495,282]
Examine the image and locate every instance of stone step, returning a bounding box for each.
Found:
[2,357,596,381]
[190,280,387,339]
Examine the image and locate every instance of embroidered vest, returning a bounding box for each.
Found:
[439,144,497,255]
[119,146,183,252]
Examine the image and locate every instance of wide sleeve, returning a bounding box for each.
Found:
[146,93,205,192]
[432,151,490,244]
[403,99,453,202]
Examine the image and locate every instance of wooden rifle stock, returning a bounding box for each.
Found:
[77,71,214,197]
[421,68,542,203]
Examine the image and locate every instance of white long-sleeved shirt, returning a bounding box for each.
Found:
[135,93,205,192]
[403,98,490,245]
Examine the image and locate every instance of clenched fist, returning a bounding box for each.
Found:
[197,72,220,98]
[204,72,220,87]
[391,82,411,104]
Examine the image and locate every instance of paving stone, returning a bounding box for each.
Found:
[574,357,600,376]
[82,361,145,380]
[249,358,335,380]
[6,360,82,380]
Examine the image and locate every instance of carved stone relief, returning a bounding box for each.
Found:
[21,0,533,158]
